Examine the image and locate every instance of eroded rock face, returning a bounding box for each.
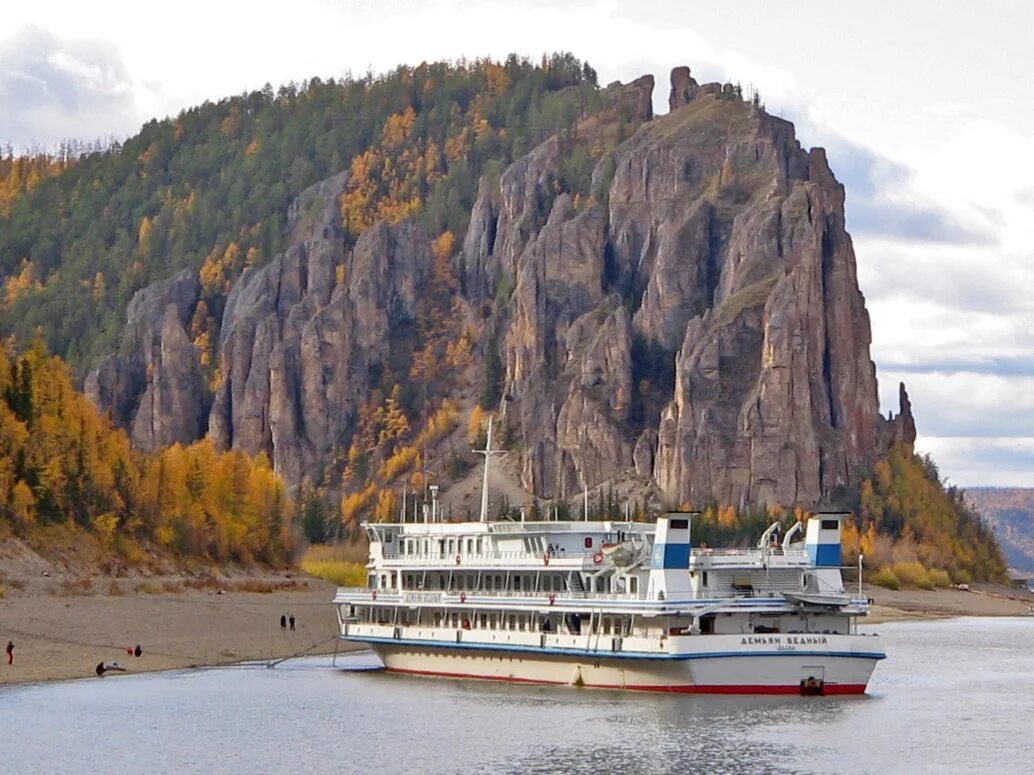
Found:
[210,173,431,485]
[668,66,697,111]
[86,267,204,451]
[461,68,900,508]
[88,68,909,509]
[131,304,207,450]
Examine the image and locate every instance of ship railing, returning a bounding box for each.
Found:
[380,550,597,563]
[334,586,653,602]
[692,547,809,559]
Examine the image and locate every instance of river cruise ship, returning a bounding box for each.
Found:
[333,427,885,695]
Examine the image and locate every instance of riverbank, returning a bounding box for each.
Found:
[0,576,362,686]
[2,578,1032,687]
[864,583,1034,623]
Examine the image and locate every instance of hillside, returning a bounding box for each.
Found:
[0,345,294,568]
[0,55,600,369]
[0,56,1006,581]
[966,488,1034,573]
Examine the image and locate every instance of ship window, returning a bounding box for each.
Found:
[476,538,483,554]
[821,519,839,531]
[584,537,593,548]
[467,538,474,554]
[670,519,689,530]
[702,572,709,587]
[479,614,487,629]
[438,539,445,556]
[448,539,455,554]
[514,576,522,591]
[485,576,493,591]
[508,615,516,630]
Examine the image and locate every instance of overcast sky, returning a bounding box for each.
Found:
[2,0,1032,487]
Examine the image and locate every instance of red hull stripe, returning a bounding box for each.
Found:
[384,666,868,695]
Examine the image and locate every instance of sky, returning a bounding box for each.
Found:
[1,0,1032,488]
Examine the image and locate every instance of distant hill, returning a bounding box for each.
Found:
[966,488,1034,573]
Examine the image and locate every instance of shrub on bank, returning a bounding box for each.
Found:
[891,561,935,590]
[300,559,367,586]
[301,544,368,586]
[870,566,901,590]
[870,561,955,590]
[927,568,953,588]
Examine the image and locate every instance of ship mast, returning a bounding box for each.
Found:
[475,417,504,522]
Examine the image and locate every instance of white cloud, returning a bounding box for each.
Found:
[917,437,1034,488]
[0,26,139,147]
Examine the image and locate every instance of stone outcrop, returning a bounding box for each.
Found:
[458,68,905,507]
[880,382,917,452]
[209,171,431,485]
[88,67,912,510]
[668,66,697,111]
[85,268,205,451]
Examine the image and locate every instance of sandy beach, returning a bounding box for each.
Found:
[0,576,361,686]
[2,573,1032,687]
[864,583,1034,623]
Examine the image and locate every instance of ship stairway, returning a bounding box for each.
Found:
[569,572,586,593]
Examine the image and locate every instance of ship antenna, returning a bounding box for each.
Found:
[474,416,504,522]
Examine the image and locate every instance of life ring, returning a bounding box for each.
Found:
[548,593,556,605]
[455,554,462,566]
[592,550,604,565]
[371,590,378,600]
[543,552,551,566]
[459,592,467,603]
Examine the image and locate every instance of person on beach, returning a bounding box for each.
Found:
[289,614,296,631]
[5,640,13,665]
[280,614,287,631]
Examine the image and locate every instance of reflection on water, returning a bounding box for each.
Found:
[1,618,1032,775]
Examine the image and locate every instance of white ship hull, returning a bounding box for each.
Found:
[351,633,882,695]
[337,510,887,696]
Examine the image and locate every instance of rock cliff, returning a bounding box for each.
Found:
[87,66,914,510]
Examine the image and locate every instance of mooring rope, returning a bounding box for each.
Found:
[0,626,345,671]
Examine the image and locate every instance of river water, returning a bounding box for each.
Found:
[1,617,1032,774]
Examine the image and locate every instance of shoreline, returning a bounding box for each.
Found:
[0,576,365,688]
[2,580,1032,689]
[862,582,1034,624]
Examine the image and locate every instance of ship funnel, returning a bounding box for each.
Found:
[805,513,845,567]
[648,513,694,599]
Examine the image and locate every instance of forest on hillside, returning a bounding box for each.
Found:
[0,54,602,370]
[0,344,293,566]
[0,54,1009,583]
